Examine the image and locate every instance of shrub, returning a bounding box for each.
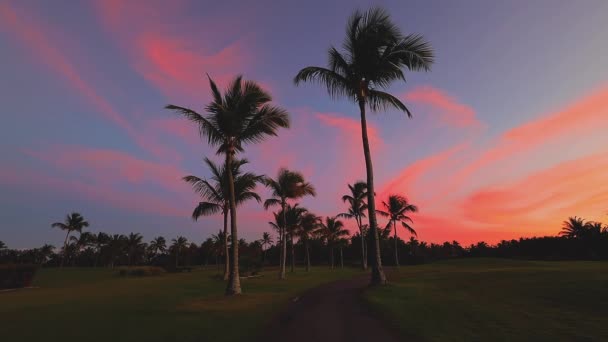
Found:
[116,266,165,277]
[0,264,38,289]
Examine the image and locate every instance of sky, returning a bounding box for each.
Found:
[1,0,608,249]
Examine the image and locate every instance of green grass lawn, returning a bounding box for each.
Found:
[1,266,361,342]
[364,258,608,341]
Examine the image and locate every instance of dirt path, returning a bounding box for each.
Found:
[261,275,400,342]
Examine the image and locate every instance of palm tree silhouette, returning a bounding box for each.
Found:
[149,236,167,257]
[338,181,369,269]
[51,212,89,267]
[298,212,321,271]
[559,217,587,239]
[318,217,350,269]
[295,7,434,285]
[125,233,144,266]
[171,236,188,268]
[260,232,273,264]
[183,157,261,280]
[264,169,316,279]
[167,75,289,295]
[377,194,418,267]
[285,204,308,273]
[0,240,6,250]
[93,232,109,267]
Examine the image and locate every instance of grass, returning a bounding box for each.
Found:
[1,266,361,342]
[364,258,608,341]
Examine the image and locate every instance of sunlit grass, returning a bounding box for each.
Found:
[1,266,363,342]
[364,258,608,341]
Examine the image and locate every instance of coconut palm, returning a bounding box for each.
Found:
[338,181,369,269]
[149,236,167,257]
[559,217,588,239]
[260,232,273,264]
[183,157,261,280]
[107,234,126,268]
[167,75,289,295]
[69,232,94,257]
[37,244,55,266]
[264,168,316,279]
[0,240,6,250]
[298,212,321,271]
[211,230,228,271]
[284,204,308,273]
[377,194,418,267]
[125,233,144,266]
[295,7,433,285]
[317,217,350,269]
[51,212,90,267]
[93,232,109,267]
[171,236,188,268]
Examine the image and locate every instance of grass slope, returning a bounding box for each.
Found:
[365,258,608,341]
[1,266,360,342]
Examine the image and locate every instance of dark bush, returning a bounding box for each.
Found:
[116,266,165,277]
[0,264,38,289]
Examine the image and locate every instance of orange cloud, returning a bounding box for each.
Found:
[403,86,482,128]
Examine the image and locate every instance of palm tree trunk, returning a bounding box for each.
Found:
[176,250,179,268]
[394,221,400,267]
[279,201,287,280]
[357,216,367,270]
[340,247,344,269]
[330,246,334,269]
[290,234,295,273]
[222,209,230,281]
[225,151,241,295]
[359,100,387,285]
[305,242,311,272]
[61,230,70,268]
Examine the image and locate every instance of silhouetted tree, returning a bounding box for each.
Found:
[51,212,89,267]
[260,232,273,264]
[171,236,188,268]
[377,194,418,267]
[318,217,350,269]
[338,181,369,269]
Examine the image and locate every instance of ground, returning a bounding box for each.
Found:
[2,259,608,342]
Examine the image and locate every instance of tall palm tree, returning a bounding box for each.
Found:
[69,231,94,263]
[377,194,418,267]
[93,232,109,267]
[260,232,273,264]
[167,75,289,295]
[559,217,587,239]
[298,212,321,271]
[338,181,368,269]
[295,7,433,285]
[183,157,261,280]
[264,168,316,279]
[318,217,350,269]
[107,234,126,268]
[149,236,167,256]
[125,233,144,266]
[284,204,308,273]
[171,236,189,268]
[51,212,90,267]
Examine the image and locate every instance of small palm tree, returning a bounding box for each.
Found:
[559,217,587,239]
[298,213,321,271]
[183,157,261,280]
[318,217,350,269]
[37,244,55,266]
[264,169,316,279]
[377,195,418,267]
[93,232,109,267]
[260,232,273,264]
[167,75,289,295]
[51,212,89,267]
[338,181,368,269]
[295,7,433,285]
[171,236,189,268]
[125,233,144,266]
[107,234,126,268]
[284,204,308,273]
[149,236,167,256]
[211,230,227,270]
[0,240,6,250]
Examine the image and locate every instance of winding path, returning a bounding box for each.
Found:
[261,276,400,342]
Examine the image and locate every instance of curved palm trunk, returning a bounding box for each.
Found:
[305,240,311,272]
[61,230,70,268]
[279,201,287,280]
[357,216,367,270]
[290,234,295,273]
[222,208,230,281]
[394,221,400,267]
[359,100,387,285]
[340,247,344,269]
[225,151,242,295]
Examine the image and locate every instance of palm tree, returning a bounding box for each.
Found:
[260,232,273,264]
[284,204,308,273]
[338,181,368,269]
[124,233,144,266]
[295,7,433,285]
[377,194,418,267]
[149,236,167,256]
[264,168,316,279]
[107,234,126,268]
[37,244,55,266]
[318,217,350,269]
[167,75,289,295]
[0,240,6,250]
[171,236,189,268]
[93,232,109,267]
[560,217,587,239]
[183,157,261,280]
[51,212,90,267]
[298,213,321,271]
[69,232,94,265]
[211,230,228,271]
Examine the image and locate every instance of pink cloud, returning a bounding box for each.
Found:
[403,86,482,128]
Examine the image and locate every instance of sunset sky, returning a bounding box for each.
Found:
[1,0,608,248]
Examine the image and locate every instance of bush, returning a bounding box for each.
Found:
[116,266,165,277]
[0,264,38,289]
